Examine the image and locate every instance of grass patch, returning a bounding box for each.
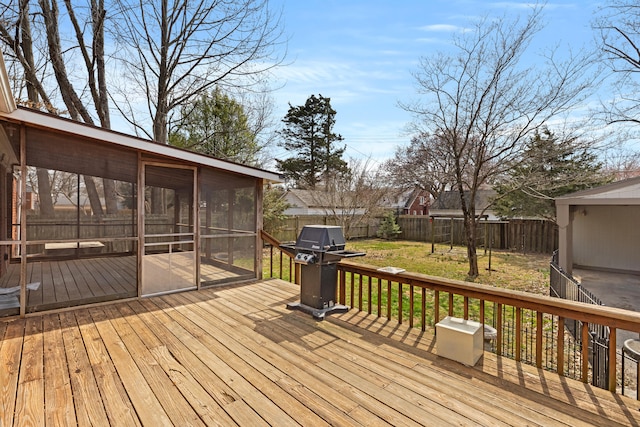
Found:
[336,239,553,331]
[346,239,550,295]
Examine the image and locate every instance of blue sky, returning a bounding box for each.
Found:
[267,0,601,165]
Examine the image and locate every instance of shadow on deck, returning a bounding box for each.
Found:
[1,279,639,426]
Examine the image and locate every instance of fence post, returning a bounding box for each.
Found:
[450,217,454,250]
[430,217,435,254]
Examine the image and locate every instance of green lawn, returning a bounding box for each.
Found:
[346,239,551,294]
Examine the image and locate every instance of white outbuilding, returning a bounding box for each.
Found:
[555,177,640,275]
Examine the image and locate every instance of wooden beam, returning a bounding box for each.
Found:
[387,280,392,320]
[448,293,454,317]
[358,274,363,312]
[536,311,543,369]
[409,283,414,328]
[581,322,589,383]
[193,168,200,288]
[136,152,144,298]
[609,327,617,393]
[19,124,26,317]
[515,308,521,362]
[377,278,382,317]
[557,317,565,377]
[368,276,373,315]
[397,282,402,324]
[497,304,503,356]
[255,179,263,280]
[421,287,426,331]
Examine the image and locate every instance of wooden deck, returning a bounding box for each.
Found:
[2,279,640,426]
[0,256,242,314]
[0,257,137,313]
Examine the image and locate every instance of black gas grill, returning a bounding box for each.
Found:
[281,225,365,320]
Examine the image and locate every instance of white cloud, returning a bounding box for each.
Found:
[419,24,460,32]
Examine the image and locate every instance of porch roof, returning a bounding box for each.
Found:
[0,107,281,182]
[555,176,640,206]
[2,279,638,426]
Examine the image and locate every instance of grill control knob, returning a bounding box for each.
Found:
[294,252,316,264]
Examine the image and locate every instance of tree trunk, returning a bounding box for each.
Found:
[465,216,479,279]
[83,175,103,217]
[103,179,118,214]
[151,188,164,214]
[40,0,93,123]
[36,168,55,217]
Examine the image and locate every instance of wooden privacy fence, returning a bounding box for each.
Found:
[398,217,558,254]
[272,215,380,242]
[271,215,558,254]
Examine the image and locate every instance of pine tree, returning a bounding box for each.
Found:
[377,212,402,240]
[169,89,260,165]
[276,94,349,189]
[493,128,611,221]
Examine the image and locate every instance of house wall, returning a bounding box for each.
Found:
[405,196,428,215]
[573,205,640,273]
[0,165,6,276]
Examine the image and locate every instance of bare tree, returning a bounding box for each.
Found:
[310,158,388,239]
[2,0,284,216]
[383,132,457,201]
[401,6,600,278]
[110,0,285,144]
[1,0,117,216]
[235,87,279,168]
[594,0,640,126]
[0,1,57,216]
[602,146,640,180]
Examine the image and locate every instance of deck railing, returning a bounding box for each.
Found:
[261,231,640,395]
[549,253,610,389]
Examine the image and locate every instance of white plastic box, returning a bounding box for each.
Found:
[436,316,484,366]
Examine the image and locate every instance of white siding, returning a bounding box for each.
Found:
[573,205,640,272]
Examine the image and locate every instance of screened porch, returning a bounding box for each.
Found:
[0,108,278,317]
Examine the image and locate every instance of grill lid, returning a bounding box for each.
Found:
[295,225,346,252]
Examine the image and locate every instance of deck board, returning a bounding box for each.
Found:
[171,292,375,425]
[0,255,245,315]
[42,313,76,426]
[58,310,112,426]
[188,290,422,425]
[15,317,45,426]
[153,294,307,427]
[0,319,23,427]
[2,279,640,426]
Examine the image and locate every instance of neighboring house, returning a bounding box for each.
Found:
[374,186,431,216]
[283,188,366,216]
[401,187,430,215]
[284,186,430,217]
[555,176,640,275]
[429,189,499,220]
[283,189,329,215]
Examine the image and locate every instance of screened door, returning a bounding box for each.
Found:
[141,164,197,296]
